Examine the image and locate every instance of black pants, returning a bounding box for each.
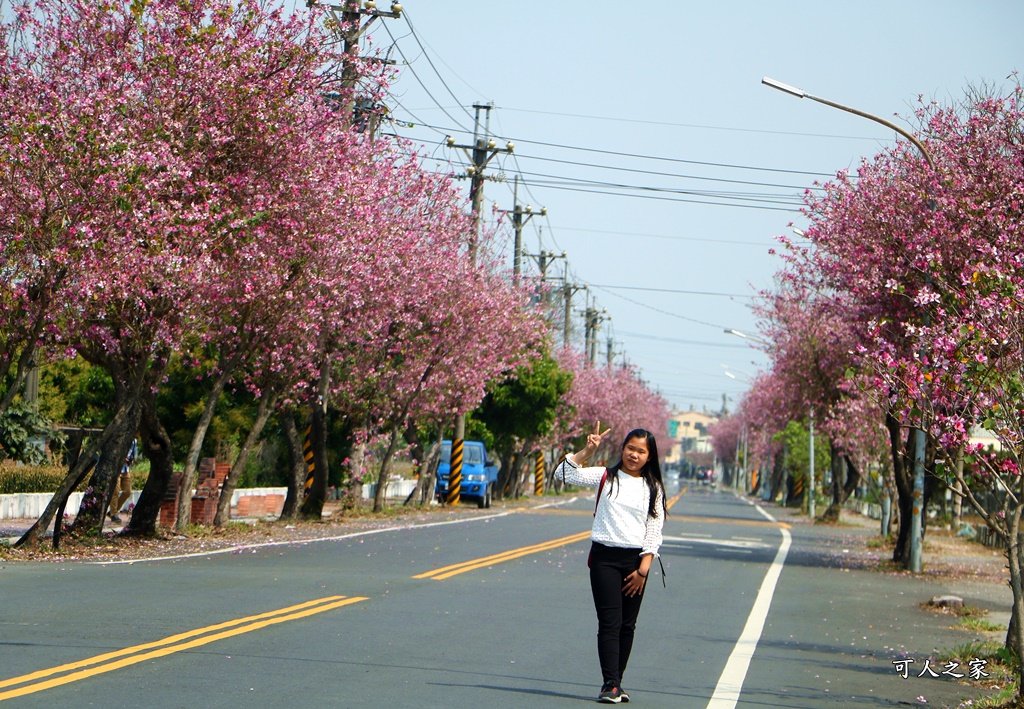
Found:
[589,542,646,687]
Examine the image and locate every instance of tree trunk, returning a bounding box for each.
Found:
[279,408,307,520]
[175,368,231,531]
[887,411,916,567]
[822,445,862,522]
[504,451,520,499]
[72,402,140,537]
[515,437,538,499]
[0,295,49,416]
[373,426,402,513]
[124,390,176,537]
[407,432,442,506]
[14,404,134,548]
[1005,509,1024,689]
[421,437,443,505]
[214,392,276,526]
[346,435,367,506]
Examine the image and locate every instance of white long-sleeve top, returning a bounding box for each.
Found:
[556,456,664,557]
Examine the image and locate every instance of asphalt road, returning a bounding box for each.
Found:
[0,482,993,708]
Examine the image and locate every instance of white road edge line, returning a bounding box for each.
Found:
[87,512,514,565]
[706,504,791,709]
[91,495,587,566]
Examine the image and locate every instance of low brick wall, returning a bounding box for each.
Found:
[235,493,285,518]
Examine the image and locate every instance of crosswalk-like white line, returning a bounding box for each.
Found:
[662,535,770,550]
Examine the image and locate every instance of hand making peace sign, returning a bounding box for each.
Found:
[582,420,612,459]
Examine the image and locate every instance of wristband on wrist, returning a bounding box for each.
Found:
[637,570,647,578]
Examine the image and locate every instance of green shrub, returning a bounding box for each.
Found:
[0,462,149,494]
[0,463,68,494]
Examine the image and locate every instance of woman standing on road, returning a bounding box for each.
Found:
[556,423,667,704]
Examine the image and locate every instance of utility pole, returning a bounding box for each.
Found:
[525,246,565,297]
[499,176,545,282]
[446,104,515,257]
[581,301,607,366]
[444,103,513,503]
[808,408,816,519]
[300,0,401,518]
[562,280,586,349]
[310,1,402,128]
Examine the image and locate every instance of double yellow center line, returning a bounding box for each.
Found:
[0,595,367,702]
[415,488,685,581]
[3,497,671,699]
[414,530,592,580]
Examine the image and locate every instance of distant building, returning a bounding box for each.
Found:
[969,426,1003,452]
[665,409,718,464]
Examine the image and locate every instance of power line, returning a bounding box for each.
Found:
[399,10,479,126]
[380,22,473,134]
[526,182,799,212]
[616,330,754,348]
[589,284,755,299]
[410,168,800,212]
[406,155,802,211]
[493,106,891,142]
[410,153,803,208]
[554,225,797,247]
[587,284,728,329]
[511,152,823,192]
[516,172,803,205]
[383,93,451,137]
[386,117,838,178]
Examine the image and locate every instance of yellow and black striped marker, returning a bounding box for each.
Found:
[446,437,463,505]
[534,451,545,496]
[302,424,315,494]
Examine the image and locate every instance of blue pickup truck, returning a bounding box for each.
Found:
[435,440,499,508]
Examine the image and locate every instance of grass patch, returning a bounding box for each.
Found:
[960,605,994,619]
[940,640,1019,708]
[920,601,995,619]
[960,618,1006,633]
[867,536,894,549]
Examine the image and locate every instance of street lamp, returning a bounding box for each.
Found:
[761,78,935,169]
[723,328,767,345]
[762,77,934,571]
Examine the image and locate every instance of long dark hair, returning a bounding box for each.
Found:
[608,428,667,518]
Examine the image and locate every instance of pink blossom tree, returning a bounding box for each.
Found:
[750,282,888,520]
[547,349,670,469]
[4,0,365,542]
[782,81,1024,679]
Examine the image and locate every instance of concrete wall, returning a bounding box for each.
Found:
[361,479,418,501]
[0,487,291,520]
[0,483,423,520]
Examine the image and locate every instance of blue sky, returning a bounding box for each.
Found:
[310,0,1023,414]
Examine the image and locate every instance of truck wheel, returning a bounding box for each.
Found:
[478,484,492,509]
